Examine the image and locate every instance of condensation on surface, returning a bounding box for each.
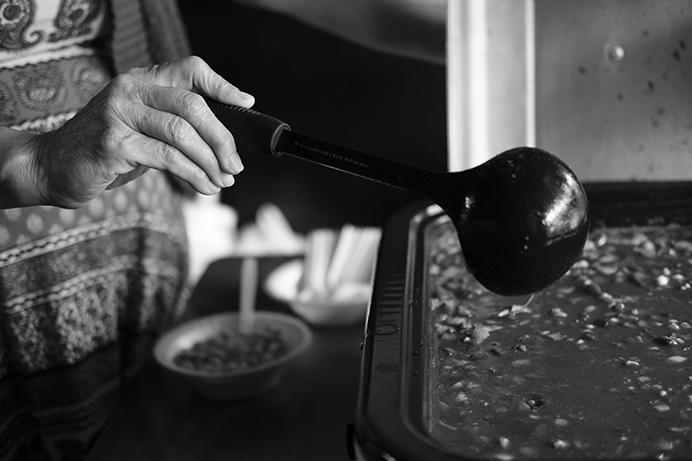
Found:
[535,0,692,181]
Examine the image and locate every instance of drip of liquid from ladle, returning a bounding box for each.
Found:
[208,102,589,296]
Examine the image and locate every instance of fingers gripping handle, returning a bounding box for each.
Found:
[206,99,290,157]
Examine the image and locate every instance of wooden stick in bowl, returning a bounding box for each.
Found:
[239,256,259,334]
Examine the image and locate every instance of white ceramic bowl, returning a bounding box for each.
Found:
[154,311,312,399]
[264,259,371,327]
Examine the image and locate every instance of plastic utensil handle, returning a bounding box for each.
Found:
[207,98,440,196]
[206,99,290,157]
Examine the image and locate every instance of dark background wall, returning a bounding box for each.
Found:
[177,1,447,232]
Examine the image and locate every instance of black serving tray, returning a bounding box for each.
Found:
[352,181,692,461]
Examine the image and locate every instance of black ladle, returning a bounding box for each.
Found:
[208,102,589,296]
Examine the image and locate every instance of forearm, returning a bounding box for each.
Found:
[0,128,44,209]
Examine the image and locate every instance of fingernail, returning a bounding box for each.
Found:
[229,154,244,173]
[221,173,235,187]
[208,184,221,195]
[238,90,255,106]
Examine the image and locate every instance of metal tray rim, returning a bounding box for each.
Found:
[355,201,469,461]
[355,181,692,461]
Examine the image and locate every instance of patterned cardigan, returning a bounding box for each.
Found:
[0,1,195,459]
[112,0,191,72]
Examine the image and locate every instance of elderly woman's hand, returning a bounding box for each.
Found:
[1,56,253,209]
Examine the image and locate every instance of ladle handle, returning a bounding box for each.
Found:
[207,99,289,157]
[207,100,438,194]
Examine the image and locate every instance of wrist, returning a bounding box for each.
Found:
[0,128,46,208]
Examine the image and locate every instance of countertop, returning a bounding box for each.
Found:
[87,256,364,461]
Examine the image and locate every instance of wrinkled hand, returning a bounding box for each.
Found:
[34,56,253,208]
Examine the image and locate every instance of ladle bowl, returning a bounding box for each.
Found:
[442,147,588,295]
[208,102,589,296]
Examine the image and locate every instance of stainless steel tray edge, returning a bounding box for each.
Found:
[354,202,468,461]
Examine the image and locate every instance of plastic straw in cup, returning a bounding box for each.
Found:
[302,229,336,297]
[326,225,359,290]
